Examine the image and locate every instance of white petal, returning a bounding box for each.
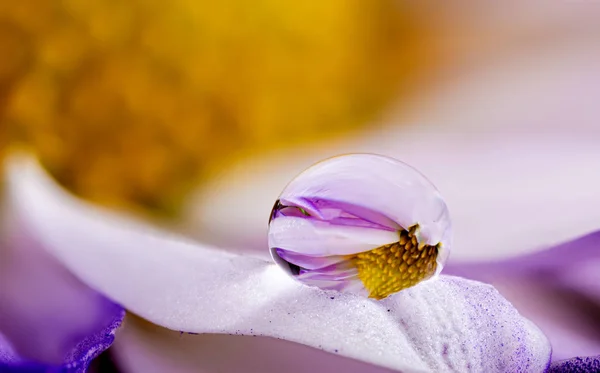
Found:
[7,155,550,372]
[268,216,398,255]
[113,315,399,373]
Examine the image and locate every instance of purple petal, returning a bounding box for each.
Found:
[111,277,552,373]
[446,231,600,361]
[296,265,358,281]
[446,231,600,279]
[9,156,551,372]
[272,248,347,270]
[277,154,451,249]
[268,215,399,256]
[0,310,123,372]
[549,355,600,373]
[0,182,125,370]
[276,197,399,231]
[272,249,362,291]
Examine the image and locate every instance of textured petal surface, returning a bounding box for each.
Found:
[113,315,398,373]
[549,355,600,373]
[7,156,551,372]
[0,311,123,372]
[446,232,600,361]
[0,174,125,370]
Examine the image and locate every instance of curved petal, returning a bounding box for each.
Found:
[0,290,125,373]
[0,173,125,371]
[0,311,123,372]
[277,197,400,231]
[446,232,600,361]
[112,315,398,373]
[277,154,451,248]
[8,155,551,372]
[268,216,399,255]
[549,355,600,373]
[272,249,347,270]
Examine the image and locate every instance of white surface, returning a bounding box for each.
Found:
[113,318,399,373]
[7,156,550,372]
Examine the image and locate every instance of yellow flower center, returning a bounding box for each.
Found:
[0,2,437,216]
[353,225,439,299]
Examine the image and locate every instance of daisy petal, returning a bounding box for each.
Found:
[278,154,450,248]
[0,312,123,373]
[0,187,124,371]
[0,215,125,373]
[268,216,399,255]
[8,155,551,372]
[278,196,400,231]
[112,315,398,373]
[549,356,600,373]
[446,232,600,361]
[273,248,347,270]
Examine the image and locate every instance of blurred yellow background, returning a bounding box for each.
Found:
[4,1,596,219]
[0,1,442,215]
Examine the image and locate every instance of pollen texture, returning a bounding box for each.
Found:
[353,226,439,299]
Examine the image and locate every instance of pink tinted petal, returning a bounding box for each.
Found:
[110,277,550,373]
[0,210,124,367]
[273,248,347,270]
[0,161,125,370]
[268,215,398,256]
[489,279,600,361]
[446,231,600,361]
[278,154,450,248]
[271,199,325,221]
[278,197,399,231]
[0,300,123,373]
[297,266,358,281]
[549,355,600,373]
[113,316,397,373]
[9,156,551,372]
[559,260,600,304]
[446,232,600,278]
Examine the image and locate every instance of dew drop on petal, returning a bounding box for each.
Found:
[268,154,452,298]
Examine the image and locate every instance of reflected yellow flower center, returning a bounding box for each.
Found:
[353,225,439,299]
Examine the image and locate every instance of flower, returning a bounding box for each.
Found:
[3,7,600,370]
[0,192,124,372]
[4,130,600,372]
[4,53,600,373]
[8,149,600,372]
[1,154,555,372]
[268,154,451,299]
[172,40,600,368]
